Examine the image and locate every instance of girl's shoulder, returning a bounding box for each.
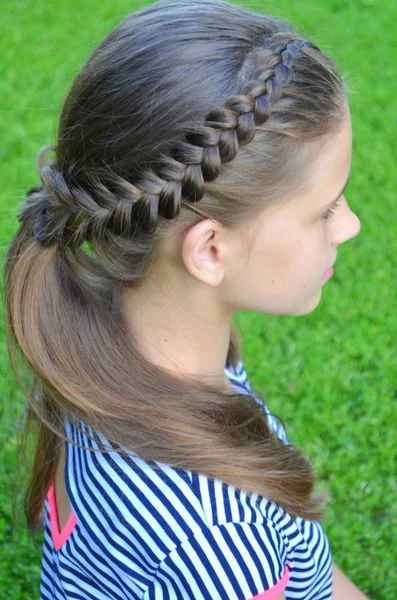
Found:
[63,357,291,547]
[61,413,332,599]
[64,410,290,533]
[63,386,295,561]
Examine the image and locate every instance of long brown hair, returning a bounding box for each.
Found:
[4,0,348,537]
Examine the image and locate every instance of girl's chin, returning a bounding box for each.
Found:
[289,288,323,317]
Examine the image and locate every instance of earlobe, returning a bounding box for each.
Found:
[193,248,225,286]
[202,263,225,286]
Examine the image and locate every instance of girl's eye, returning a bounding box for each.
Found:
[322,197,342,221]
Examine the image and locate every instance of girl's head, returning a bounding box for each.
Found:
[5,0,360,532]
[132,109,359,330]
[18,1,360,321]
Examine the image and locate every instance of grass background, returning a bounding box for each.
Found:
[1,0,396,598]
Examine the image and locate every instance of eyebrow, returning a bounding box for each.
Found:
[320,174,351,212]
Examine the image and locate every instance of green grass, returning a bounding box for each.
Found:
[1,0,396,598]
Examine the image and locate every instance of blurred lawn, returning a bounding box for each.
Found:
[1,0,396,598]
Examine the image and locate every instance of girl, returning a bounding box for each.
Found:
[4,0,369,598]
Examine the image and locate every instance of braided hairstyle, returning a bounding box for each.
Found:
[7,0,349,531]
[18,35,320,247]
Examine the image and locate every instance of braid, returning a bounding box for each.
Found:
[18,33,319,247]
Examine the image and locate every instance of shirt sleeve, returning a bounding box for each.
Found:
[142,520,290,600]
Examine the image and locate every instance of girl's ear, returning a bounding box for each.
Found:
[181,220,227,286]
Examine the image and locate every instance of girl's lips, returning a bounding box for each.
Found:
[324,266,334,280]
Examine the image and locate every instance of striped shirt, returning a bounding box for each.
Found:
[40,359,333,599]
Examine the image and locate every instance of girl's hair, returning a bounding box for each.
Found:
[4,0,348,536]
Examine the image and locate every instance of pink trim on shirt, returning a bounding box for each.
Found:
[47,480,77,551]
[246,564,290,600]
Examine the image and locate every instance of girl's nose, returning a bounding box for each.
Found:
[332,202,361,246]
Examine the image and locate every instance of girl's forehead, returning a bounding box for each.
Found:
[258,118,352,220]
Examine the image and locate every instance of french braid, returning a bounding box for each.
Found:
[18,32,319,248]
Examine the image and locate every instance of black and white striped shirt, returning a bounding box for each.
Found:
[40,359,332,599]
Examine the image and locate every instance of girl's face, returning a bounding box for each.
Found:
[224,110,361,316]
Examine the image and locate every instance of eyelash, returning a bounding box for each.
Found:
[322,197,343,221]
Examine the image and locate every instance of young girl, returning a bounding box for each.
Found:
[5,0,370,598]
